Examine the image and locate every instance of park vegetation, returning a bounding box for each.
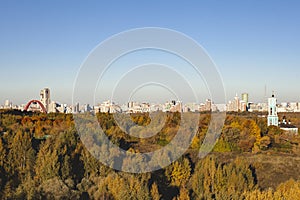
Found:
[1,109,300,199]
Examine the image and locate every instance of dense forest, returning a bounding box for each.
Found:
[1,109,300,199]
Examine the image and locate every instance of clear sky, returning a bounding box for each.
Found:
[1,0,300,105]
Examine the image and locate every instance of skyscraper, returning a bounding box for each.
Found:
[40,88,50,112]
[241,93,249,111]
[241,93,249,105]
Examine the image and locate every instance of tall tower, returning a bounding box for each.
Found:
[241,93,249,110]
[40,88,50,112]
[241,93,249,104]
[267,93,278,126]
[205,99,212,111]
[234,93,240,112]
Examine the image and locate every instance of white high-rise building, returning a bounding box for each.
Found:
[267,94,278,126]
[40,88,50,112]
[4,100,12,109]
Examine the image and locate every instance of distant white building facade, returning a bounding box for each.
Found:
[40,88,51,112]
[279,117,298,134]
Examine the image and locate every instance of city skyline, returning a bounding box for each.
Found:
[3,87,300,115]
[2,87,300,106]
[1,1,300,104]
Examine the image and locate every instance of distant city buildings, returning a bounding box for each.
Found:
[2,88,300,117]
[94,100,121,113]
[199,99,212,112]
[164,100,183,112]
[4,99,12,109]
[127,101,150,113]
[248,103,268,112]
[0,99,21,110]
[2,88,299,135]
[227,93,247,112]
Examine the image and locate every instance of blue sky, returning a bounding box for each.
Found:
[1,1,300,105]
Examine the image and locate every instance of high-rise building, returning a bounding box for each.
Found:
[267,94,278,126]
[241,93,248,104]
[240,100,247,112]
[40,88,50,112]
[226,94,240,112]
[199,99,212,112]
[4,100,12,109]
[205,99,212,111]
[170,101,182,112]
[73,103,80,113]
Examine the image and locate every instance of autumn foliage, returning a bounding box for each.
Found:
[0,110,300,199]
